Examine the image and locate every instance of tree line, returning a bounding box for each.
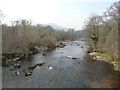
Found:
[84,1,119,60]
[1,19,82,52]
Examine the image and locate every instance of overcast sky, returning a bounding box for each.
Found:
[0,0,116,30]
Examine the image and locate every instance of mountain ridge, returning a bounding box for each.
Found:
[41,23,68,30]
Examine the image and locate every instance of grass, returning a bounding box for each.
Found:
[96,52,113,61]
[96,52,120,70]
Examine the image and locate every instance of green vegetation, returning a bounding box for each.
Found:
[96,52,113,61]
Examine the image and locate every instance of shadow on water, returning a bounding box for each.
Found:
[2,41,120,88]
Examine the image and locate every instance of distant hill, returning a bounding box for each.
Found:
[42,23,68,30]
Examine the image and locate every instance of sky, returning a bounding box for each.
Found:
[0,0,117,30]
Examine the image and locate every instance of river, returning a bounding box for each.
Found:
[2,41,120,88]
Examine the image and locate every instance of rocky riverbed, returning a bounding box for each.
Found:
[2,41,120,88]
[88,52,120,71]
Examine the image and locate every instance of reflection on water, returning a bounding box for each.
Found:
[85,75,119,88]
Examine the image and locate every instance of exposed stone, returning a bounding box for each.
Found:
[27,63,45,70]
[24,70,32,76]
[24,63,45,76]
[47,66,53,70]
[12,57,20,62]
[89,52,96,57]
[14,64,21,68]
[67,56,77,59]
[55,42,66,48]
[2,52,16,60]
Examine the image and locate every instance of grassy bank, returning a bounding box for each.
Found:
[89,51,120,71]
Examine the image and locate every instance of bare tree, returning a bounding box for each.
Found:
[84,14,102,50]
[105,1,119,56]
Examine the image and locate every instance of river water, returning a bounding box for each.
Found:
[2,41,120,88]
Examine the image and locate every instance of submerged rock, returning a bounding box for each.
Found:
[60,52,63,53]
[42,53,47,56]
[32,50,38,55]
[37,63,45,66]
[9,68,15,71]
[74,42,79,46]
[81,46,83,48]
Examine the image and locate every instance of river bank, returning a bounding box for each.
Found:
[2,42,66,67]
[2,41,120,88]
[88,51,120,71]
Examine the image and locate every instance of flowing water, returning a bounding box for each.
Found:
[2,41,120,88]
